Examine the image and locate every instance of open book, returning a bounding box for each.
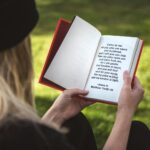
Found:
[39,16,144,104]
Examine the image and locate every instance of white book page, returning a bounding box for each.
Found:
[44,16,101,89]
[85,36,139,103]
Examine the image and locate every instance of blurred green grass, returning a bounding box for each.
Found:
[33,0,150,149]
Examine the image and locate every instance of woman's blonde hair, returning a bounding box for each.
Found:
[0,76,64,132]
[0,37,34,106]
[0,76,38,121]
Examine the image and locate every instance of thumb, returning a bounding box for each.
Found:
[79,98,96,108]
[123,71,132,88]
[133,76,142,89]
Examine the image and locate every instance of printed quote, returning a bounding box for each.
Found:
[90,43,127,92]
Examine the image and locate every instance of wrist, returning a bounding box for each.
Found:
[42,107,66,127]
[116,107,134,120]
[49,111,65,126]
[117,105,136,115]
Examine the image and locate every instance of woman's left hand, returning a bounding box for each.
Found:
[42,89,95,126]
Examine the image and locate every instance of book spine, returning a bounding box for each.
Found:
[132,40,144,83]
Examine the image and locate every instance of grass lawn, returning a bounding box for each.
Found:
[33,0,150,149]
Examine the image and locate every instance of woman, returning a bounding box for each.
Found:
[0,0,96,149]
[0,70,146,150]
[0,0,148,150]
[0,0,38,106]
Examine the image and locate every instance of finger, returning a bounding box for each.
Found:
[65,88,89,97]
[78,98,96,108]
[123,71,132,87]
[133,76,143,90]
[85,100,96,106]
[133,77,144,100]
[79,96,96,104]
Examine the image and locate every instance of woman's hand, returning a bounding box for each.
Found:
[42,89,94,126]
[117,71,144,116]
[103,71,144,150]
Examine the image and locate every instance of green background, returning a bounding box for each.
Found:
[33,0,150,149]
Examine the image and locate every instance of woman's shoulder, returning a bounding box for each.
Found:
[0,118,74,150]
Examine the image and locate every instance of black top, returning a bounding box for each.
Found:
[0,118,74,150]
[0,0,39,51]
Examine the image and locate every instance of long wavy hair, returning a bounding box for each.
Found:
[0,76,37,121]
[0,76,63,133]
[0,37,34,106]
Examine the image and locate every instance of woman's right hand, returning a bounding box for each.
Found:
[118,71,144,115]
[103,71,144,150]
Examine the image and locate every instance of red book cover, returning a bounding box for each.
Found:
[39,19,71,91]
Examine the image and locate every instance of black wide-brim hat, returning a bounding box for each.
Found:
[0,0,39,51]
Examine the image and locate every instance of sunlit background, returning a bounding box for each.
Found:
[32,0,150,149]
